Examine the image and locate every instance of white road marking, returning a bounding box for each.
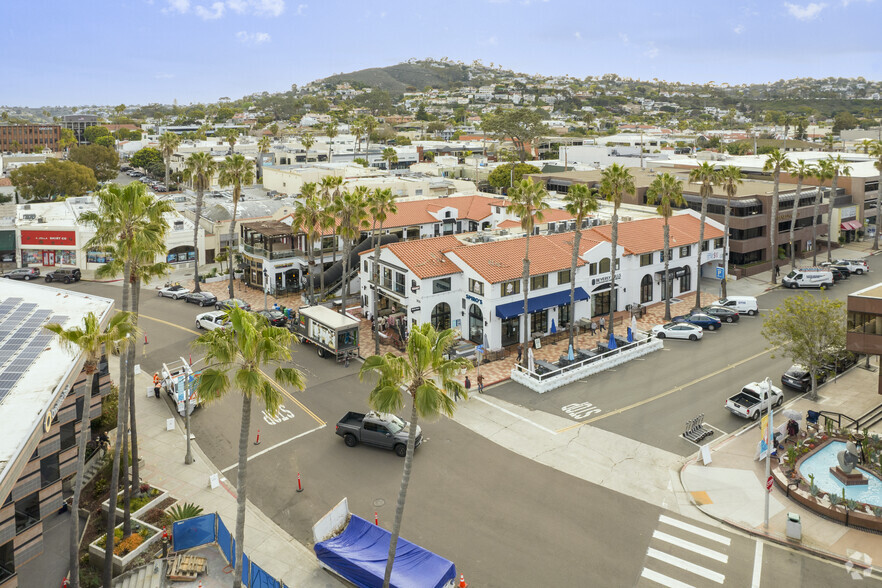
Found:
[640,568,694,588]
[472,396,558,435]
[646,548,725,584]
[658,515,731,546]
[652,530,728,563]
[220,424,326,473]
[751,540,763,588]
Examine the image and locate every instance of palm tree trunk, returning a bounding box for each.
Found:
[663,223,671,321]
[193,187,204,293]
[812,186,820,266]
[790,178,802,270]
[164,159,170,193]
[122,418,130,536]
[382,399,419,588]
[319,237,326,302]
[340,239,351,315]
[103,259,131,588]
[874,165,881,251]
[128,278,142,498]
[695,201,707,311]
[770,171,780,284]
[307,236,315,305]
[69,365,96,588]
[828,172,838,264]
[568,226,581,352]
[228,196,240,300]
[722,198,732,299]
[232,393,252,588]
[372,221,384,355]
[520,234,531,367]
[608,213,619,336]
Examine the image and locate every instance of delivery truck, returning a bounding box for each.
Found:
[292,305,360,361]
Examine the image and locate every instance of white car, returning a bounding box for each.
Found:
[651,322,703,341]
[158,284,191,299]
[832,259,869,275]
[195,311,229,331]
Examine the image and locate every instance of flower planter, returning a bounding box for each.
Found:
[204,275,226,283]
[101,485,169,523]
[88,519,162,574]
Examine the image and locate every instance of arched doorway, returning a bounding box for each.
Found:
[640,274,653,304]
[431,302,451,331]
[468,304,483,344]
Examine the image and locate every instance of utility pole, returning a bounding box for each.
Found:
[182,358,196,465]
[763,377,774,529]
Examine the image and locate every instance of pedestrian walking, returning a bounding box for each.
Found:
[775,264,780,278]
[477,374,484,394]
[589,320,597,336]
[599,317,606,332]
[453,385,461,402]
[517,346,522,363]
[153,372,161,399]
[464,376,471,396]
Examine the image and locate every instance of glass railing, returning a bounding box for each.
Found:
[0,563,14,583]
[14,512,39,534]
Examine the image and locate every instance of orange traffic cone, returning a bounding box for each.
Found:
[459,573,468,588]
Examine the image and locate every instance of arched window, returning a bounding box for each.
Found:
[680,266,691,293]
[640,274,653,304]
[599,258,611,273]
[431,302,451,331]
[468,304,483,344]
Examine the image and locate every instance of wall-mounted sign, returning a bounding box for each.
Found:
[466,294,483,305]
[590,272,621,286]
[21,230,76,246]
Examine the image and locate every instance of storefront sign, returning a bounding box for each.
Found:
[466,294,483,305]
[590,272,621,286]
[842,205,857,219]
[410,307,421,313]
[21,230,76,246]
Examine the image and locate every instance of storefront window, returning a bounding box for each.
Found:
[431,302,451,330]
[557,304,570,327]
[87,251,114,264]
[501,317,520,347]
[679,266,691,293]
[640,274,653,304]
[468,304,483,344]
[530,310,548,334]
[22,250,42,264]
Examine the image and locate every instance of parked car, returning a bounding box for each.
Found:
[256,309,287,327]
[2,267,40,280]
[651,322,703,341]
[44,267,81,284]
[182,292,218,307]
[153,184,168,192]
[832,259,869,275]
[710,296,758,316]
[215,298,252,312]
[672,313,723,331]
[822,349,858,375]
[781,364,827,392]
[195,311,229,331]
[828,267,849,282]
[726,380,784,420]
[157,284,191,299]
[336,411,421,457]
[698,305,740,323]
[139,177,152,184]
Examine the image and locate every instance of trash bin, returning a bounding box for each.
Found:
[786,512,801,541]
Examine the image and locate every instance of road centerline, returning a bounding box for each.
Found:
[221,424,327,473]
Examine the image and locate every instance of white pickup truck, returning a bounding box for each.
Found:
[725,380,783,420]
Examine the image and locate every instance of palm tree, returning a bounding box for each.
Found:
[334,186,370,314]
[358,323,469,588]
[508,178,549,365]
[256,136,271,182]
[351,120,364,152]
[688,162,718,306]
[859,139,875,154]
[827,154,853,263]
[218,154,255,299]
[80,183,174,588]
[717,166,742,299]
[290,183,321,304]
[788,160,815,269]
[763,150,789,283]
[870,141,882,251]
[193,307,306,588]
[325,122,338,161]
[362,116,378,159]
[822,133,837,152]
[367,188,397,354]
[646,174,686,320]
[562,184,598,350]
[381,147,398,171]
[45,311,135,588]
[224,128,240,154]
[814,159,834,266]
[600,164,636,332]
[183,152,217,292]
[158,132,181,190]
[301,132,315,163]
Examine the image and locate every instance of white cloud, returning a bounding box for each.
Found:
[236,31,272,44]
[784,2,826,20]
[573,31,582,40]
[644,46,659,59]
[252,0,285,16]
[227,0,248,11]
[195,1,225,19]
[164,0,190,13]
[733,24,744,34]
[619,32,629,44]
[296,3,307,14]
[841,0,873,5]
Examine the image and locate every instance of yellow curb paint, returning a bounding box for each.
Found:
[691,490,713,505]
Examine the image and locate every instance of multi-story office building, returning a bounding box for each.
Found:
[61,114,98,144]
[0,125,61,153]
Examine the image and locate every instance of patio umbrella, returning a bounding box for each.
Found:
[627,327,633,343]
[631,315,638,335]
[483,333,489,350]
[782,409,802,422]
[527,347,535,372]
[551,319,557,334]
[567,344,574,361]
[608,332,617,350]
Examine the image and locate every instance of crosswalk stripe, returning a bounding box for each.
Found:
[640,568,695,588]
[652,530,729,563]
[647,548,725,584]
[658,515,732,546]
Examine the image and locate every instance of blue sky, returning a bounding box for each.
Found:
[4,0,881,107]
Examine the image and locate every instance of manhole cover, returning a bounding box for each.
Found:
[373,498,385,507]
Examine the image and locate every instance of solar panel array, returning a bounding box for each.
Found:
[0,298,67,402]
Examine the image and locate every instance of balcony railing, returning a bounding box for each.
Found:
[242,244,303,260]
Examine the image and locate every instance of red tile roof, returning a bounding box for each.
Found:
[588,213,723,255]
[382,235,463,279]
[380,195,508,229]
[0,178,12,187]
[446,235,584,283]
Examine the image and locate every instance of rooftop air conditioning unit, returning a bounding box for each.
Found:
[38,217,46,223]
[22,214,36,220]
[23,204,30,210]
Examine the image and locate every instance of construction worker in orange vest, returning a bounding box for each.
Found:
[153,372,161,398]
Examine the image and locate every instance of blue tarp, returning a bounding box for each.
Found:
[314,515,456,588]
[250,563,280,588]
[173,514,216,551]
[495,287,589,319]
[242,552,250,587]
[218,517,234,566]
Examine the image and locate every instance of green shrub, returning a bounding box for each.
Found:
[167,502,203,522]
[93,478,108,499]
[97,386,119,429]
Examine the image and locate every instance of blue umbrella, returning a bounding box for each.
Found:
[608,332,617,350]
[627,327,633,343]
[551,319,557,334]
[567,343,574,361]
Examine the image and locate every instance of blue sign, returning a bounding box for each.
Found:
[715,266,725,280]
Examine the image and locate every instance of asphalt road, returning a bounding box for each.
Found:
[43,275,880,586]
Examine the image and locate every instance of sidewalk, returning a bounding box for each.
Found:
[115,363,341,586]
[681,359,882,568]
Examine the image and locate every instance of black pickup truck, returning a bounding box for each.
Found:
[335,411,422,457]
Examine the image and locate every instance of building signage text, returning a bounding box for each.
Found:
[466,294,483,305]
[590,272,621,286]
[21,230,76,246]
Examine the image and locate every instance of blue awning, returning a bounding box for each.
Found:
[495,287,589,320]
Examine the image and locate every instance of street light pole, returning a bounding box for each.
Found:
[183,359,194,465]
[263,268,268,311]
[764,376,773,529]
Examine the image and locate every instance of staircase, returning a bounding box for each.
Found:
[112,559,166,588]
[81,451,105,488]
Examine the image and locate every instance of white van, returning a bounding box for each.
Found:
[782,268,834,289]
[711,296,759,316]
